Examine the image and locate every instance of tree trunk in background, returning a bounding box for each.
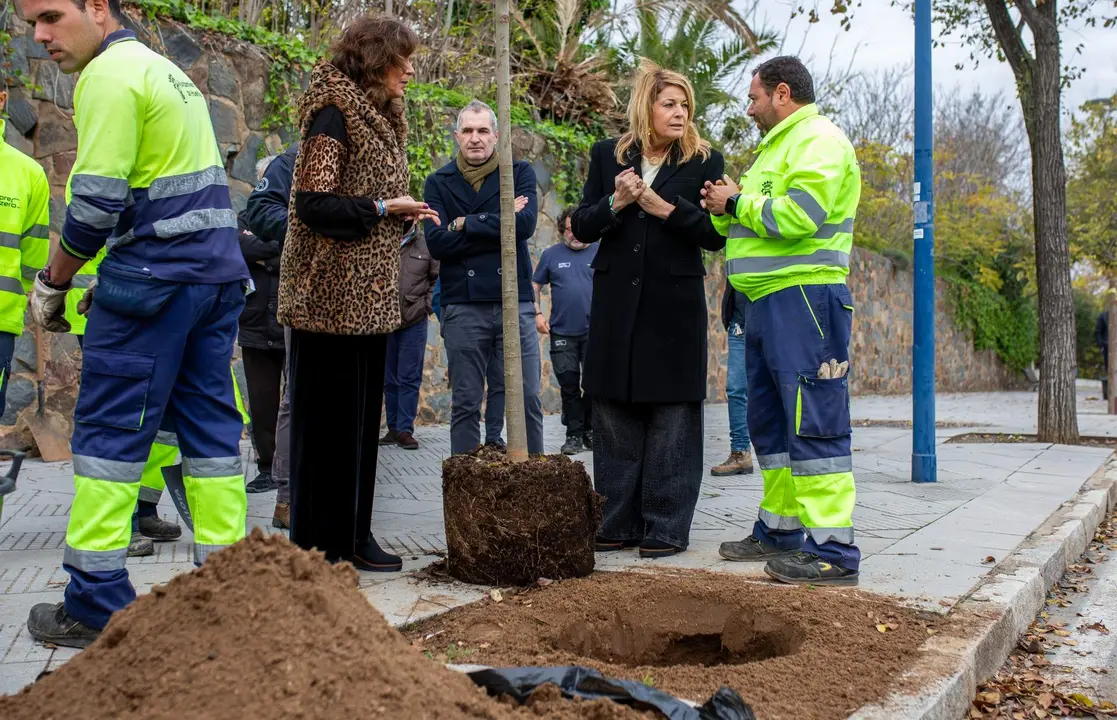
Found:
[983,0,1079,443]
[385,0,393,15]
[1108,291,1116,415]
[1026,20,1079,444]
[495,0,528,463]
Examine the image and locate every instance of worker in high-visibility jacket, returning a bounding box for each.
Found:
[21,0,250,648]
[704,56,862,586]
[0,89,50,413]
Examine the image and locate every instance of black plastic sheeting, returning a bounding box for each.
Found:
[466,665,757,720]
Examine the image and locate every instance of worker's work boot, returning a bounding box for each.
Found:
[764,552,859,586]
[379,429,399,446]
[138,514,182,541]
[718,536,797,562]
[561,435,584,456]
[711,451,754,477]
[272,502,290,529]
[27,602,101,649]
[127,532,154,557]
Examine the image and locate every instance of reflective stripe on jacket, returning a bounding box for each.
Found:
[713,104,861,302]
[0,118,50,335]
[60,30,248,285]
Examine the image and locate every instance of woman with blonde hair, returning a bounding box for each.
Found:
[572,59,726,558]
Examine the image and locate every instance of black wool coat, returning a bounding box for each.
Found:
[572,138,726,405]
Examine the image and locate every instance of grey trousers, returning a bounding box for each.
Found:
[593,398,704,549]
[443,301,544,455]
[273,326,292,504]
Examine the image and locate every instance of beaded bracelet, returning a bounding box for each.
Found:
[376,199,387,216]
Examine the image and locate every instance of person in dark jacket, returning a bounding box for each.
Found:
[239,153,288,495]
[572,60,726,559]
[712,279,753,476]
[379,224,439,449]
[244,140,298,526]
[424,99,544,455]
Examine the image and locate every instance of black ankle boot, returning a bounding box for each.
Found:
[349,536,402,572]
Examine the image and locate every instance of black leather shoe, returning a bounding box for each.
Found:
[639,538,682,558]
[595,537,639,552]
[349,536,403,572]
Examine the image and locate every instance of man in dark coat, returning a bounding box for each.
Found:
[423,99,545,455]
[242,140,298,528]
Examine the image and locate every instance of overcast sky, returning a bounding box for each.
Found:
[746,1,1116,118]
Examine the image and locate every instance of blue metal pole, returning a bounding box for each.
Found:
[912,0,937,483]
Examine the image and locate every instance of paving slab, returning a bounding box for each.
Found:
[1,383,1114,716]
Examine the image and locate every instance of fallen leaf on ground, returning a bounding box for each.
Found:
[984,555,997,564]
[876,624,889,633]
[490,589,503,602]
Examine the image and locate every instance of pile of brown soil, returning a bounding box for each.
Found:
[443,448,602,585]
[0,531,638,720]
[406,569,943,720]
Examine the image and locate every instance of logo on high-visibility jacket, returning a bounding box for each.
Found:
[760,180,774,196]
[0,195,20,209]
[168,74,203,103]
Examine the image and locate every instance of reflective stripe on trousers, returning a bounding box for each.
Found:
[182,455,245,564]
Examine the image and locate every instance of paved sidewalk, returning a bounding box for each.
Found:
[1,383,1113,694]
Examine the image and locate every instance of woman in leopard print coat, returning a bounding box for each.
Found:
[278,15,439,572]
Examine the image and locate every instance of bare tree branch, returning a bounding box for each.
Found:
[983,0,1035,79]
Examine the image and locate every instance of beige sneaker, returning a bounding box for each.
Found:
[272,502,290,529]
[711,451,754,477]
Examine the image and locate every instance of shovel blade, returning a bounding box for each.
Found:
[26,414,72,463]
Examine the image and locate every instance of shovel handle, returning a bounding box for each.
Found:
[0,450,25,497]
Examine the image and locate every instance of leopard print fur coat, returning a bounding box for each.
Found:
[277,60,409,335]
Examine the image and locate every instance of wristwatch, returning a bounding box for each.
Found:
[725,193,741,218]
[452,217,465,232]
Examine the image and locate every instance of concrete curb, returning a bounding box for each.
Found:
[851,457,1117,720]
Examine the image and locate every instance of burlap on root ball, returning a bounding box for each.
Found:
[443,448,603,586]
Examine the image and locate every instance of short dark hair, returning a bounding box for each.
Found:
[557,207,576,236]
[71,0,125,22]
[752,56,815,104]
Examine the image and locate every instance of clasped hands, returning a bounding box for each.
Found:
[700,175,741,216]
[611,168,674,219]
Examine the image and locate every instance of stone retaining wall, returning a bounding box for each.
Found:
[0,13,1023,449]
